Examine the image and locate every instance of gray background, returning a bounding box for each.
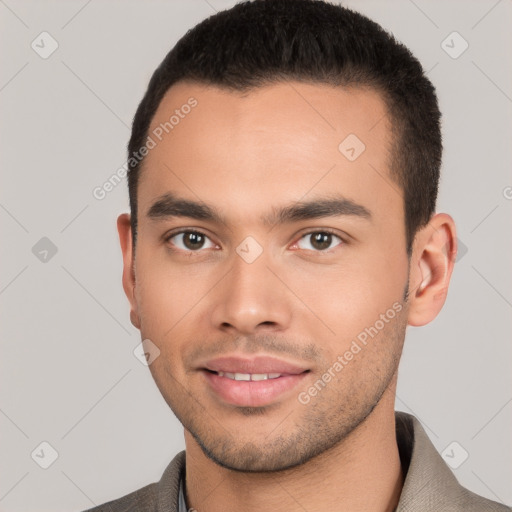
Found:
[1,0,511,510]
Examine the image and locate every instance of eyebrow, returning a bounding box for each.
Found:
[146,192,372,226]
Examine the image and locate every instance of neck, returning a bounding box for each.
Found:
[184,382,403,512]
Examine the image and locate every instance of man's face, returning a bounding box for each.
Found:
[125,81,411,471]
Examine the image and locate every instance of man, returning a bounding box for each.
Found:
[85,0,510,511]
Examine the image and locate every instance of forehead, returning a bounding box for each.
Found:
[138,80,398,224]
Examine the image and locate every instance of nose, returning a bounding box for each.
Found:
[210,246,293,335]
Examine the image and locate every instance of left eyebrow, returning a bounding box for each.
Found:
[146,192,372,226]
[262,196,372,226]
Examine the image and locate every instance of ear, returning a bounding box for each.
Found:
[117,213,141,330]
[407,213,457,327]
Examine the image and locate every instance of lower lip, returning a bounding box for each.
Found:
[202,371,308,407]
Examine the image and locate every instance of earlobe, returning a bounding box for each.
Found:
[117,213,141,330]
[130,309,141,329]
[407,213,457,327]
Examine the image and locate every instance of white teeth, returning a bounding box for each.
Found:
[216,371,282,381]
[250,373,269,381]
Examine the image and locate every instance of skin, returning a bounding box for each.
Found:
[117,81,457,512]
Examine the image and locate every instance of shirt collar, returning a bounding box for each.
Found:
[157,411,496,512]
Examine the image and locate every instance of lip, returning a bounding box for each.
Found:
[200,355,310,407]
[203,355,308,375]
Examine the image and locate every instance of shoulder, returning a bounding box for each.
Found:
[80,451,186,512]
[81,482,159,512]
[395,412,511,512]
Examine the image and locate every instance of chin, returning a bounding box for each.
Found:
[189,428,330,473]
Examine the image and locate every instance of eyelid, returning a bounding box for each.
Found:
[299,227,346,239]
[163,227,209,241]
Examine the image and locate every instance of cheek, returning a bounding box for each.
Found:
[135,248,213,327]
[288,253,407,356]
[133,250,224,381]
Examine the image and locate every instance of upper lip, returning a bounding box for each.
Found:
[202,355,309,375]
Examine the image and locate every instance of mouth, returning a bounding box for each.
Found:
[200,355,310,407]
[208,370,286,381]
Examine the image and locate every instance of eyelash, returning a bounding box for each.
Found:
[163,228,345,254]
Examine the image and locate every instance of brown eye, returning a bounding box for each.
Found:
[297,231,343,251]
[167,231,215,252]
[311,233,332,250]
[183,232,205,250]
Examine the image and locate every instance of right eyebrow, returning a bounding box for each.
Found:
[147,193,226,224]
